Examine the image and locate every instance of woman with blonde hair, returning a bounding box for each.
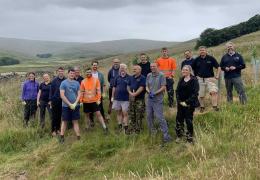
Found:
[37,73,52,128]
[175,65,199,143]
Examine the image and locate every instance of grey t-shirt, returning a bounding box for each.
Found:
[60,79,80,107]
[146,72,166,102]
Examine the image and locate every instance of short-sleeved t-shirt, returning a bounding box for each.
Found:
[192,55,219,78]
[128,74,146,100]
[113,74,130,101]
[39,82,51,102]
[60,79,80,107]
[146,72,166,102]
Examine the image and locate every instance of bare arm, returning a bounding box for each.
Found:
[75,90,81,104]
[112,87,115,99]
[216,67,221,79]
[60,90,72,106]
[155,85,166,95]
[133,87,144,97]
[37,90,42,104]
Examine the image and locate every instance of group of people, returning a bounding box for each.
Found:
[21,41,247,144]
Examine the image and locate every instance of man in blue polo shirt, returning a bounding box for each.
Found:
[220,42,247,104]
[112,63,130,134]
[192,46,221,112]
[181,50,195,69]
[127,65,146,134]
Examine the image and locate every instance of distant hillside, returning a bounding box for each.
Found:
[0,37,179,59]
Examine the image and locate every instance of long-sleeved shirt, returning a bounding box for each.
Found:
[21,80,39,100]
[176,76,200,108]
[220,52,246,79]
[108,67,119,88]
[49,76,66,102]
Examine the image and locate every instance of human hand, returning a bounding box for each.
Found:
[97,100,101,105]
[149,92,155,99]
[230,66,236,70]
[225,67,230,71]
[180,101,188,107]
[22,101,26,105]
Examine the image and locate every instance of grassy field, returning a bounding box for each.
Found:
[0,32,260,179]
[0,75,259,179]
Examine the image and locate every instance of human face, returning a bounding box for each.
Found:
[43,74,50,83]
[184,51,192,60]
[86,70,92,78]
[199,48,207,57]
[150,63,157,73]
[92,63,98,71]
[75,68,80,77]
[68,71,75,80]
[28,73,35,81]
[119,67,127,76]
[181,67,190,77]
[57,69,64,78]
[113,59,120,69]
[140,55,147,64]
[132,66,141,76]
[227,43,235,54]
[162,49,168,57]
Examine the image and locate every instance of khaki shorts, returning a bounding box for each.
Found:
[112,100,129,112]
[198,77,218,97]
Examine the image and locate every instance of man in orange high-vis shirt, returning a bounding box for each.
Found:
[156,47,177,108]
[80,68,108,134]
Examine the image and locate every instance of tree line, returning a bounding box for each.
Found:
[196,14,260,49]
[0,57,20,66]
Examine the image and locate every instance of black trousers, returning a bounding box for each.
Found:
[24,100,37,125]
[166,78,174,107]
[39,100,52,128]
[175,105,195,140]
[89,97,105,122]
[51,100,62,133]
[108,88,113,114]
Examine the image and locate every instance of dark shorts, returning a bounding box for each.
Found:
[62,106,80,121]
[83,102,100,113]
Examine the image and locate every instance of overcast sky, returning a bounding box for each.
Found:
[0,0,259,42]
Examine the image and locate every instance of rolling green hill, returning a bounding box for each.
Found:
[0,37,179,60]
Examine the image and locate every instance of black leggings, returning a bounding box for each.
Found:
[175,105,195,140]
[24,100,37,125]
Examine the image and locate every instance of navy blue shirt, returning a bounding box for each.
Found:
[49,76,66,102]
[113,74,130,101]
[74,76,84,85]
[128,74,146,100]
[138,61,151,77]
[108,68,119,88]
[181,58,195,69]
[39,82,51,102]
[220,53,246,79]
[192,55,219,78]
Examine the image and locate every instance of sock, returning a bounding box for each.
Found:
[102,123,107,129]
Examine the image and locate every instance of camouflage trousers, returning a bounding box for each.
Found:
[128,99,145,133]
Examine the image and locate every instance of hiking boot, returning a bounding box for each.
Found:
[200,107,205,113]
[163,136,173,143]
[213,106,219,111]
[175,137,182,144]
[103,127,109,135]
[59,135,65,144]
[77,136,81,140]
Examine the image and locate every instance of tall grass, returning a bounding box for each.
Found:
[0,78,259,179]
